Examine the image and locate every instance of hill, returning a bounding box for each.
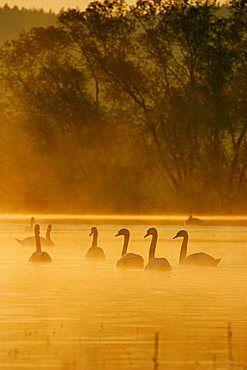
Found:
[0,4,57,43]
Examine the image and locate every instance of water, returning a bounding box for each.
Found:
[0,216,247,369]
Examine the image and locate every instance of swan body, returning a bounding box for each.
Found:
[85,227,105,260]
[144,257,171,271]
[115,228,144,270]
[185,215,203,225]
[16,224,54,247]
[29,224,52,263]
[144,228,172,271]
[173,230,221,266]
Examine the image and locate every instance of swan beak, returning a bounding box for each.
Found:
[144,233,148,238]
[173,235,178,239]
[115,232,120,237]
[89,231,92,236]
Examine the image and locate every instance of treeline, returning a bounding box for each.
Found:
[0,4,56,43]
[0,0,246,214]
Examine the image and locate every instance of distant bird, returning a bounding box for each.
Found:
[24,217,35,233]
[85,227,105,260]
[185,215,203,225]
[144,227,172,271]
[16,224,54,247]
[29,224,52,263]
[173,229,221,266]
[115,228,144,270]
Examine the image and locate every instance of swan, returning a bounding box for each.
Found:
[85,227,105,260]
[185,215,203,225]
[16,224,54,247]
[24,217,35,233]
[115,228,144,270]
[144,227,172,271]
[173,229,221,266]
[29,224,52,262]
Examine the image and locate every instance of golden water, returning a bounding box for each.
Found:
[0,216,247,369]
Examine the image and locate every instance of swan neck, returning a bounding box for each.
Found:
[46,228,51,241]
[92,229,98,247]
[121,232,130,256]
[179,234,188,263]
[35,233,42,253]
[149,233,157,260]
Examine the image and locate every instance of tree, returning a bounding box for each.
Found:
[0,0,246,213]
[0,26,103,209]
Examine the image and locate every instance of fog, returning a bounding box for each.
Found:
[0,215,247,369]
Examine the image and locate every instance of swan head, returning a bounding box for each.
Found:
[144,227,157,238]
[173,230,188,239]
[115,228,129,237]
[34,224,40,236]
[47,224,52,231]
[89,226,97,236]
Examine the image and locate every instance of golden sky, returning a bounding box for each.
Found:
[0,0,226,13]
[0,1,87,12]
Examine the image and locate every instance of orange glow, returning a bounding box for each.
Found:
[0,216,247,368]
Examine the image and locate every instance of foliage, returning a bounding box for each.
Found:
[0,0,246,213]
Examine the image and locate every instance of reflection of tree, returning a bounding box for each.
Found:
[0,0,246,213]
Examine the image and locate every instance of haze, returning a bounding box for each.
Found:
[1,216,247,368]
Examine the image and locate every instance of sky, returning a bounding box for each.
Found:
[0,1,87,12]
[0,0,227,13]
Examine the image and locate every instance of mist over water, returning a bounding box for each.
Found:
[0,215,247,369]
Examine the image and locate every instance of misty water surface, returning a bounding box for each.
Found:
[0,215,247,369]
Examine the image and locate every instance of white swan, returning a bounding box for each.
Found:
[85,227,105,260]
[173,230,221,266]
[29,224,52,263]
[115,228,144,270]
[144,227,172,271]
[16,224,54,247]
